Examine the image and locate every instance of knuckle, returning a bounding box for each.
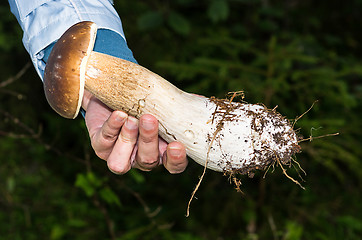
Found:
[95,151,108,161]
[107,161,130,175]
[169,161,188,174]
[168,168,184,174]
[140,134,157,144]
[90,138,112,160]
[165,155,188,174]
[137,155,159,169]
[120,136,133,144]
[120,133,138,145]
[120,129,138,144]
[102,131,118,142]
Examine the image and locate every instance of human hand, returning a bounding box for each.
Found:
[81,90,188,174]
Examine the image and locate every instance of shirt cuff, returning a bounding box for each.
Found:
[9,0,129,80]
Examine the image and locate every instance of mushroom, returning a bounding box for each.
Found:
[44,21,300,173]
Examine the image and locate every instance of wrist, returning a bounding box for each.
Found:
[81,90,95,112]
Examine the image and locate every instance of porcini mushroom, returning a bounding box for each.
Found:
[44,21,300,173]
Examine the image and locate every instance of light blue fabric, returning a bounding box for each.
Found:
[8,0,133,80]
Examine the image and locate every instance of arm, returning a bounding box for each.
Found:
[8,0,130,78]
[8,0,188,174]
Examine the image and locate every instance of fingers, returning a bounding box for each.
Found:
[162,142,188,174]
[133,114,160,171]
[85,100,188,174]
[107,116,139,174]
[106,114,188,174]
[89,111,128,160]
[109,114,188,174]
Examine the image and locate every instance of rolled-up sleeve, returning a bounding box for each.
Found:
[9,0,126,79]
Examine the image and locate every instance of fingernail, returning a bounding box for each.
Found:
[169,146,181,157]
[115,111,127,122]
[141,118,155,131]
[125,117,138,130]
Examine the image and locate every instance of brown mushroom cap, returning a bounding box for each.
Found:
[43,21,97,119]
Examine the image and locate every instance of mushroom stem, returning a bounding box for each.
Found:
[84,51,221,169]
[84,51,198,122]
[83,51,300,172]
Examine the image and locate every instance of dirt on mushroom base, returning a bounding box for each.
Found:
[186,94,302,216]
[208,96,301,174]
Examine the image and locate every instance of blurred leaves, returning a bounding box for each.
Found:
[0,6,22,52]
[284,221,303,240]
[137,11,164,31]
[208,0,229,23]
[75,172,103,197]
[167,11,190,35]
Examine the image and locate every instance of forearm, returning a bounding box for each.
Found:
[8,0,136,80]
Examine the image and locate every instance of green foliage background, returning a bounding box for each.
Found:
[1,0,361,239]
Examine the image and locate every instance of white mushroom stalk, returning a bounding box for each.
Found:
[85,53,300,172]
[44,21,300,174]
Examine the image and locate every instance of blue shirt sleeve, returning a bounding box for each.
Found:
[8,0,136,80]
